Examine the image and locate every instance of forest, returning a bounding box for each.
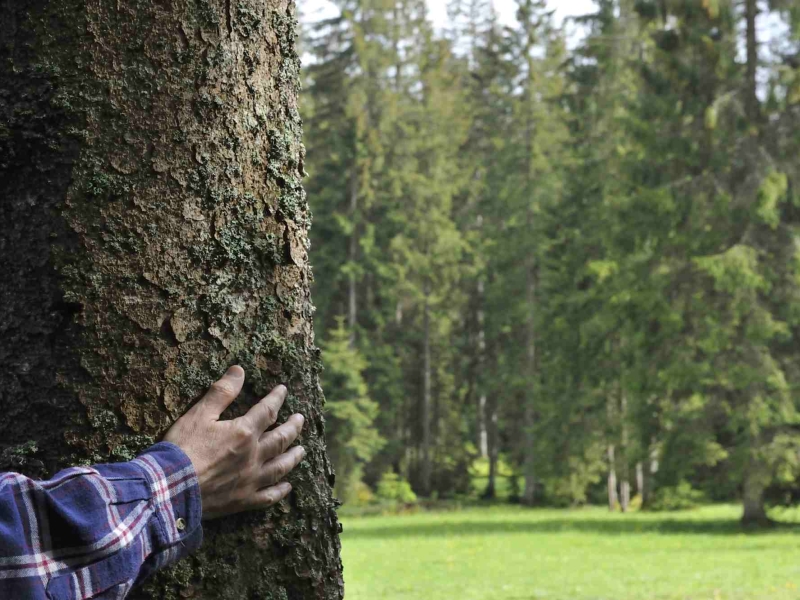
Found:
[3,0,800,598]
[300,0,800,525]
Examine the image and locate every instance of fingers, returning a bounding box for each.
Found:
[259,413,304,462]
[199,366,245,419]
[244,385,288,432]
[249,482,293,509]
[259,445,305,488]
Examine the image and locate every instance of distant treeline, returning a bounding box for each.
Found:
[300,0,800,523]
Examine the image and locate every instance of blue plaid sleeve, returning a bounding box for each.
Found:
[0,442,203,599]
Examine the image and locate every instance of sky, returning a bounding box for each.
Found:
[300,0,598,30]
[427,0,596,29]
[299,0,790,73]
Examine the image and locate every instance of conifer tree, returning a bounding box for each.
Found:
[298,0,800,519]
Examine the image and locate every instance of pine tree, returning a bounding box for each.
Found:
[444,0,503,494]
[320,319,384,503]
[621,0,800,522]
[297,0,800,519]
[383,1,471,494]
[492,0,571,506]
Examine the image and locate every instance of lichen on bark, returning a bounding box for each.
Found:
[0,0,344,598]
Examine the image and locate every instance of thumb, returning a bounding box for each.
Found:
[200,366,245,418]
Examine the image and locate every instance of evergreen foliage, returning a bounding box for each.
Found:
[300,0,800,523]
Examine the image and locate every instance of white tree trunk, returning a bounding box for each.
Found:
[619,392,630,512]
[607,444,619,512]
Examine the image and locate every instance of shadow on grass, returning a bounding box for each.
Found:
[342,515,800,540]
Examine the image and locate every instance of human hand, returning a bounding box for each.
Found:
[164,366,305,520]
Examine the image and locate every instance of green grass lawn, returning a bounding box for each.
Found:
[340,505,800,600]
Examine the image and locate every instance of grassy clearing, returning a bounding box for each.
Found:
[341,505,800,600]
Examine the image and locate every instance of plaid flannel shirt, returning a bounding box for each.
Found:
[0,442,202,600]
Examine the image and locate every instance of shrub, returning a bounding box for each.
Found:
[648,481,706,511]
[376,472,417,504]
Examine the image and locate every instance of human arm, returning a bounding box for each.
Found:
[0,366,304,599]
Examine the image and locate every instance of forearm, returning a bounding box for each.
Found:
[0,364,304,600]
[0,443,202,599]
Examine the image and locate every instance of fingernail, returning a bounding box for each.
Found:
[295,413,305,425]
[227,365,244,379]
[299,446,306,458]
[283,482,293,492]
[278,384,288,397]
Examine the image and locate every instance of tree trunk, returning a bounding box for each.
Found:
[483,350,499,500]
[521,258,537,507]
[479,392,489,459]
[744,0,759,122]
[477,246,496,498]
[620,476,630,512]
[0,1,344,598]
[420,285,432,496]
[607,445,619,512]
[619,392,630,512]
[347,165,359,346]
[477,277,488,459]
[520,8,538,507]
[742,458,770,526]
[642,440,658,508]
[636,462,644,498]
[485,401,499,499]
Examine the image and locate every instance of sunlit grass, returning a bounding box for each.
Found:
[341,505,800,600]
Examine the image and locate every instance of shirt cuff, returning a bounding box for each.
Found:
[133,442,203,558]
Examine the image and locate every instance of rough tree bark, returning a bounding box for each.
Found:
[0,1,344,598]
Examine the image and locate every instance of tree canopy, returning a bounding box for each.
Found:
[301,0,800,523]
